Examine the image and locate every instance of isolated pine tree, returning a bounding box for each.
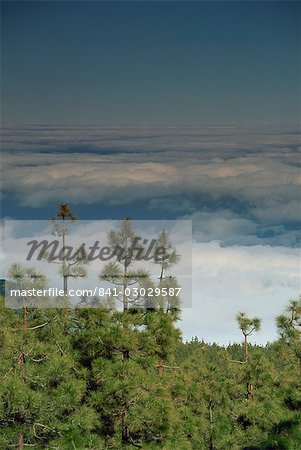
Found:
[99,218,150,312]
[45,203,88,305]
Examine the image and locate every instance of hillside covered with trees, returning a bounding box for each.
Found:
[0,206,300,449]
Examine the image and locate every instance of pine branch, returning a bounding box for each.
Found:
[27,322,49,330]
[31,356,48,363]
[33,422,51,439]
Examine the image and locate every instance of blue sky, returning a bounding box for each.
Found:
[1,1,300,344]
[2,1,300,125]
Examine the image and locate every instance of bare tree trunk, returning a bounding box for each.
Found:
[63,276,68,296]
[22,301,27,332]
[159,264,164,282]
[244,334,248,362]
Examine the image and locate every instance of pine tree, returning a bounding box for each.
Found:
[276,296,301,364]
[46,203,88,305]
[74,221,183,447]
[99,218,150,313]
[236,312,261,363]
[0,263,101,449]
[144,229,182,376]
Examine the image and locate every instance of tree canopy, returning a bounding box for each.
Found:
[1,208,300,449]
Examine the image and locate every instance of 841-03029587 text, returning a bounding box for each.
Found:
[96,287,181,298]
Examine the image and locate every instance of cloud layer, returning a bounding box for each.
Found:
[2,124,300,247]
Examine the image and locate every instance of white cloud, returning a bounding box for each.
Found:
[180,242,300,344]
[186,210,258,243]
[2,125,300,247]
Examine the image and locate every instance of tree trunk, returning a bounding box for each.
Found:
[17,431,24,450]
[122,258,130,360]
[121,411,129,444]
[246,382,253,401]
[157,358,164,376]
[63,275,68,296]
[22,302,27,332]
[209,398,214,450]
[123,257,129,312]
[159,264,164,282]
[244,334,248,362]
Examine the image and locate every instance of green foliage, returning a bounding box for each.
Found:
[236,312,261,336]
[0,300,96,448]
[99,219,152,311]
[1,295,301,448]
[1,211,300,449]
[276,297,301,361]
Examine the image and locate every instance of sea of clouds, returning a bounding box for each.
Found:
[1,124,300,343]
